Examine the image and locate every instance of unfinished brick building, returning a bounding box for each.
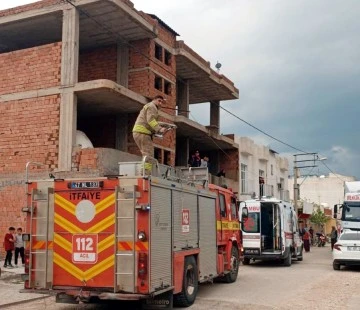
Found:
[0,0,239,236]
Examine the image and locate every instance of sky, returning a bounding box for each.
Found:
[2,0,359,180]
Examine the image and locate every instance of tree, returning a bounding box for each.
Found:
[309,207,329,228]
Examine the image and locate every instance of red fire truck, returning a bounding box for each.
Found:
[21,164,241,308]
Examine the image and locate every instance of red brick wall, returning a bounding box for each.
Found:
[0,95,60,173]
[78,46,117,82]
[0,0,59,17]
[0,42,61,95]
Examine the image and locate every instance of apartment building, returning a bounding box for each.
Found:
[235,136,289,201]
[0,0,239,233]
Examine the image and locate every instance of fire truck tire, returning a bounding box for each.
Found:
[243,257,250,265]
[224,246,239,283]
[174,256,198,307]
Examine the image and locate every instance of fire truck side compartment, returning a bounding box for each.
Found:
[150,185,173,292]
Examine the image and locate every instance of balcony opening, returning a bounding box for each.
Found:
[154,147,162,163]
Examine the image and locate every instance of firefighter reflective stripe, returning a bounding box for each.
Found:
[132,124,152,135]
[53,252,114,282]
[216,221,240,230]
[118,241,149,251]
[149,119,159,129]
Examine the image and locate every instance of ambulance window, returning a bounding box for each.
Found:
[219,194,226,217]
[243,213,260,233]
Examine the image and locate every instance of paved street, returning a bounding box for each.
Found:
[1,245,360,309]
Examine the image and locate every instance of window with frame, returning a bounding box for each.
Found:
[230,198,237,219]
[219,194,227,218]
[241,163,247,194]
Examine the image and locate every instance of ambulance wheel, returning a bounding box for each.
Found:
[174,256,198,307]
[297,247,303,261]
[224,246,239,283]
[243,257,250,265]
[283,253,292,267]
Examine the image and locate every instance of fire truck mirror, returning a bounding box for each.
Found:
[22,233,30,242]
[242,207,249,219]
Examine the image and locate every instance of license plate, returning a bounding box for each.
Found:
[244,248,260,255]
[347,246,360,251]
[69,181,101,189]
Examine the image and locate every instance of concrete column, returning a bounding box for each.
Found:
[115,114,128,151]
[58,7,79,171]
[177,80,189,117]
[209,100,220,135]
[176,137,189,166]
[117,44,129,87]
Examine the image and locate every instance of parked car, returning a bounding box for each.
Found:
[332,230,360,270]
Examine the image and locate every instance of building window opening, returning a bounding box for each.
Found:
[154,76,162,91]
[164,150,171,165]
[165,49,172,66]
[155,43,163,61]
[241,163,247,194]
[154,147,162,163]
[164,81,172,95]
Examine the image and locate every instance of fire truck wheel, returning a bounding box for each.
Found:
[224,246,239,283]
[174,256,198,307]
[243,257,250,265]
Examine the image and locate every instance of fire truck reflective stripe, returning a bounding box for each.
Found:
[54,252,114,282]
[85,214,114,233]
[54,213,83,233]
[216,221,240,230]
[95,193,115,214]
[98,235,114,253]
[31,241,54,250]
[85,255,114,280]
[54,233,72,253]
[117,241,149,251]
[55,194,76,213]
[53,252,84,281]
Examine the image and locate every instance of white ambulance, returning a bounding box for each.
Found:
[239,197,303,266]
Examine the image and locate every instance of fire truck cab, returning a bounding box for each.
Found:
[22,163,241,308]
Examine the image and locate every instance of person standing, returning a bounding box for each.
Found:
[132,95,166,174]
[303,228,311,252]
[3,227,15,268]
[330,226,338,251]
[188,151,201,167]
[14,227,25,267]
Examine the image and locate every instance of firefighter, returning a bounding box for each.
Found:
[132,95,167,174]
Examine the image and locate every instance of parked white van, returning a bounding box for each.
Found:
[239,197,303,266]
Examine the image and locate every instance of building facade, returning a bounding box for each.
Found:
[234,136,289,201]
[0,0,239,235]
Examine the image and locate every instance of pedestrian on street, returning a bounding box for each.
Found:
[14,227,25,267]
[3,226,15,268]
[303,228,311,252]
[330,226,338,251]
[132,95,167,174]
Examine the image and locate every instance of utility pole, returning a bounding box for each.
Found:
[293,153,318,213]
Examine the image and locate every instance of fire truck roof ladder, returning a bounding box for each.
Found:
[115,183,137,293]
[29,187,53,289]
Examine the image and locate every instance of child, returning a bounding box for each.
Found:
[3,227,15,268]
[14,227,25,267]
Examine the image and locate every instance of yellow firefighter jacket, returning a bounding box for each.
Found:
[132,101,161,135]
